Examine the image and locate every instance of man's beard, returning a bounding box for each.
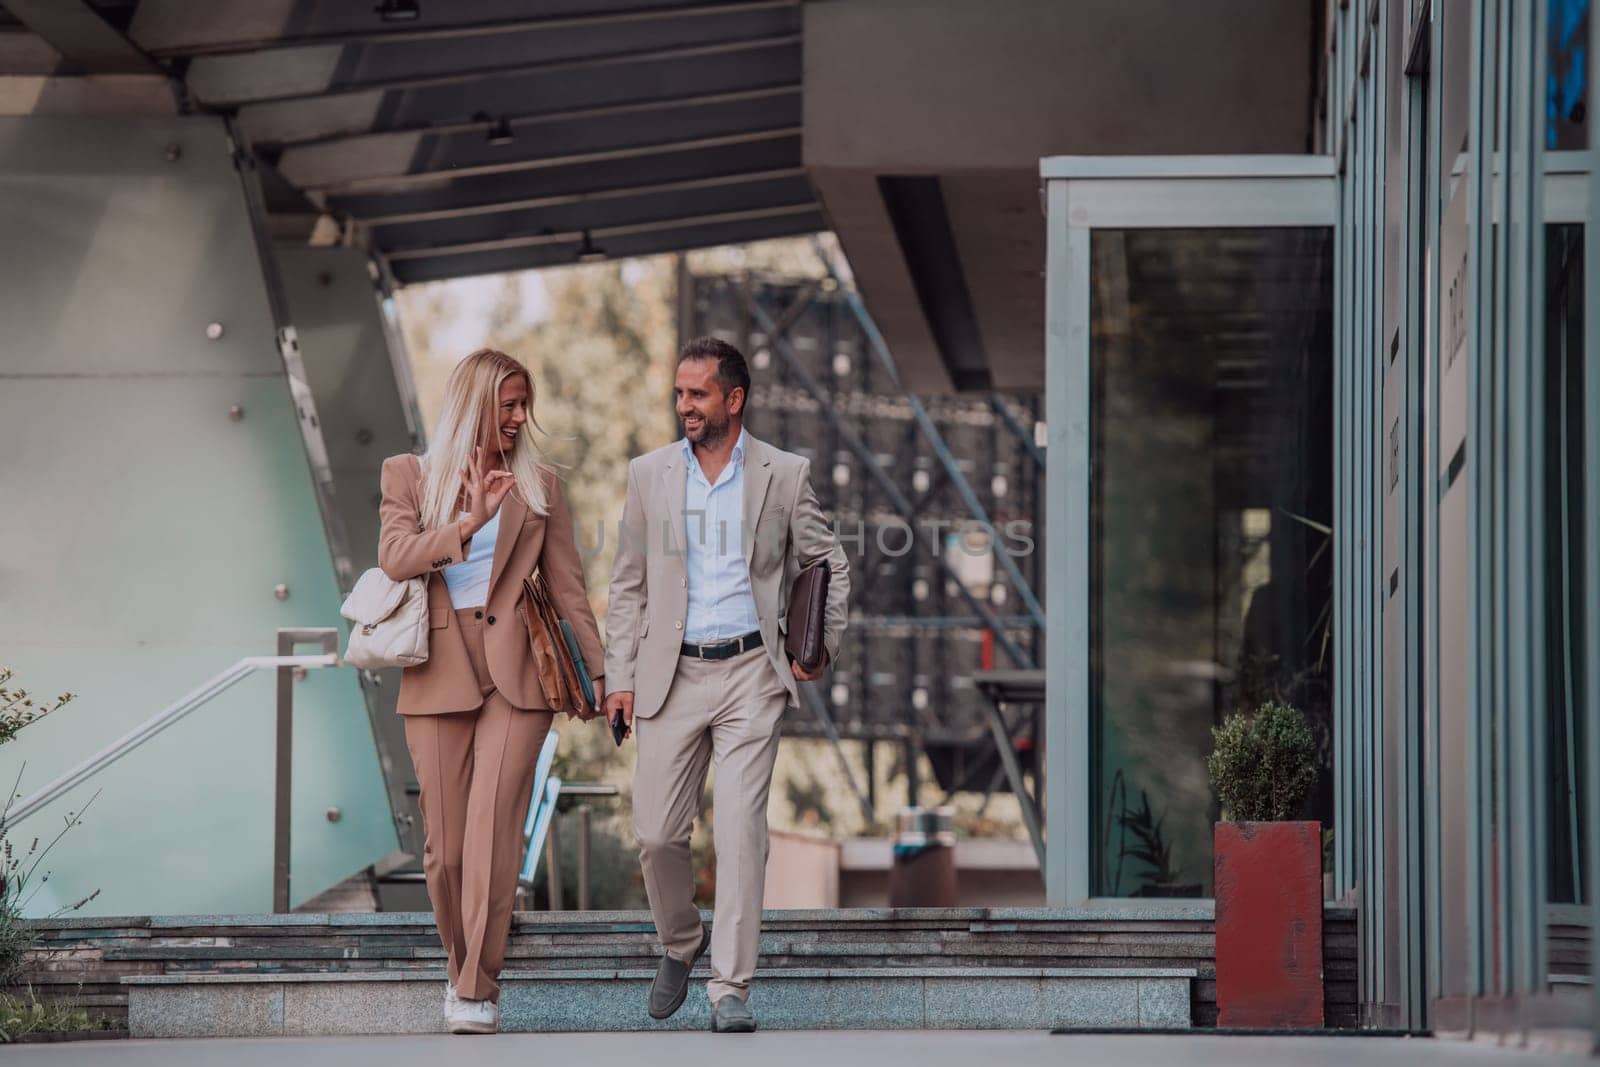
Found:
[690,410,731,448]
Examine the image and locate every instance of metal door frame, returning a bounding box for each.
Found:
[1039,156,1338,906]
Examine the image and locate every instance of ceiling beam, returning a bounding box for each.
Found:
[0,29,65,75]
[279,83,799,188]
[236,37,800,146]
[3,0,159,74]
[369,172,816,254]
[0,74,177,115]
[385,205,824,284]
[385,199,819,261]
[130,0,798,58]
[185,8,795,106]
[327,133,804,223]
[361,165,807,229]
[283,95,802,191]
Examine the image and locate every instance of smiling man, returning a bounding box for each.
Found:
[604,336,849,1034]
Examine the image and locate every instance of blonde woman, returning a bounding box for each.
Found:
[377,348,604,1035]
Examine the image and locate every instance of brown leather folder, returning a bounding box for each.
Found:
[785,560,831,673]
[520,571,600,721]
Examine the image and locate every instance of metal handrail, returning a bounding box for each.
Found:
[8,628,341,912]
[9,651,335,825]
[519,729,562,887]
[520,758,623,911]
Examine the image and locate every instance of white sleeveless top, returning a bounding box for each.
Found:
[441,509,501,609]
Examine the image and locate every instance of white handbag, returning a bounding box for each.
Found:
[340,567,430,669]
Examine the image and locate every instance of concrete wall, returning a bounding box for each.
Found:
[765,835,1045,909]
[765,831,842,909]
[804,0,1314,169]
[0,116,398,915]
[801,0,1315,393]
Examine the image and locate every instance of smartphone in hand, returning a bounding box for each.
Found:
[610,710,629,747]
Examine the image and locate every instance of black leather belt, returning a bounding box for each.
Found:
[680,630,764,660]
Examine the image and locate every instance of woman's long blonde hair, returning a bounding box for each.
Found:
[419,348,550,530]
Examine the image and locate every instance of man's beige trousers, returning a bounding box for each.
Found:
[634,646,789,1004]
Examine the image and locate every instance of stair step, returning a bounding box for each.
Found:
[124,966,1195,1037]
[122,903,1223,928]
[98,939,1215,962]
[26,907,1361,1033]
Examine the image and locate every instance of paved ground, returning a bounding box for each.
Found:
[5,1031,1589,1066]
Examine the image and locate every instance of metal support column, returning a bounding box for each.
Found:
[576,805,592,912]
[1587,21,1600,1040]
[1044,172,1091,905]
[274,627,340,914]
[546,812,564,912]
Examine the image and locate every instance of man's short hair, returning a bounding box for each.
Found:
[679,336,751,402]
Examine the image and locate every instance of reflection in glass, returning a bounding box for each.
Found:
[1549,0,1591,149]
[1544,224,1588,927]
[1089,228,1334,897]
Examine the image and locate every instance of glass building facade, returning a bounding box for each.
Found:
[1044,0,1600,1047]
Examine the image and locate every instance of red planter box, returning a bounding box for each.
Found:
[1213,820,1324,1029]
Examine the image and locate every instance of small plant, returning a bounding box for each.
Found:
[0,990,117,1042]
[1099,772,1199,896]
[0,670,98,1001]
[1118,790,1179,891]
[1207,701,1319,822]
[0,770,102,989]
[0,669,74,748]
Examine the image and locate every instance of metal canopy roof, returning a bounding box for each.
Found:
[2,0,823,283]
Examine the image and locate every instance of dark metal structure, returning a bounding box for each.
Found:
[683,265,1046,828]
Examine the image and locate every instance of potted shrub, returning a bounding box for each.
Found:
[1207,700,1322,1029]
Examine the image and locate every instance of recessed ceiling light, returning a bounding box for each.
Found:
[375,0,420,21]
[576,231,607,263]
[485,116,513,146]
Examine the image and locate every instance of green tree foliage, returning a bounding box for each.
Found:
[398,260,679,615]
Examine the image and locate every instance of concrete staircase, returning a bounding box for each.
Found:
[19,905,1360,1037]
[126,966,1194,1036]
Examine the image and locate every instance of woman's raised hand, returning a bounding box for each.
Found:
[461,447,516,535]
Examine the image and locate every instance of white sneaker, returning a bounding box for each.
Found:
[445,981,459,1014]
[447,996,499,1035]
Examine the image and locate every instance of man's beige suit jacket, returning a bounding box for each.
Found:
[604,432,849,719]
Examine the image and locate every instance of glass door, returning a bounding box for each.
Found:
[1040,158,1337,904]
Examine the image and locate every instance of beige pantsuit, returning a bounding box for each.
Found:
[377,453,605,1005]
[403,608,553,1003]
[634,647,789,1003]
[606,433,851,1005]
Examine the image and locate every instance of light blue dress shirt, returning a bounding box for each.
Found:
[682,428,762,643]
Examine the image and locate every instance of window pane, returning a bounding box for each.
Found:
[1544,223,1588,912]
[1089,227,1335,897]
[1550,0,1591,150]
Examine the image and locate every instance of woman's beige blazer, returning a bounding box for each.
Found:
[377,454,604,715]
